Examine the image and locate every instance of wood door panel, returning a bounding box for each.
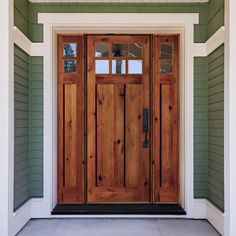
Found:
[87,35,150,203]
[125,85,142,187]
[64,84,78,188]
[114,85,125,187]
[96,84,115,187]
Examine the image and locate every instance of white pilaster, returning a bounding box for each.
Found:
[0,0,14,236]
[224,0,236,235]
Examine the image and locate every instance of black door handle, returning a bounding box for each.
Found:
[142,108,149,148]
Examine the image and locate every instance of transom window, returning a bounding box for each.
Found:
[95,43,143,74]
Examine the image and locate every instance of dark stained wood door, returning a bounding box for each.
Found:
[87,35,151,202]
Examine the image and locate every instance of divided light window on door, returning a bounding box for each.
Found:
[57,34,179,204]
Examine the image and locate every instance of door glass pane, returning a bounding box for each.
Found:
[64,60,76,73]
[129,44,142,57]
[64,43,76,57]
[112,60,126,74]
[161,44,172,58]
[112,44,126,57]
[96,60,109,74]
[128,60,142,74]
[160,60,173,73]
[96,44,109,57]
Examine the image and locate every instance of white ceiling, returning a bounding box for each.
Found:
[29,0,209,3]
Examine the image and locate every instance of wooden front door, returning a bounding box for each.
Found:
[87,36,151,202]
[57,34,179,204]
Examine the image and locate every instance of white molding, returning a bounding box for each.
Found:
[194,26,225,57]
[224,0,236,235]
[13,27,31,55]
[30,0,210,2]
[0,0,14,236]
[35,13,198,221]
[206,200,224,235]
[38,13,199,25]
[206,26,225,56]
[13,27,44,56]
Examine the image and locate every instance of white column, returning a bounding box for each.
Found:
[0,0,14,236]
[224,0,236,235]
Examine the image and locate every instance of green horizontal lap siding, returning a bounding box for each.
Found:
[14,45,30,210]
[207,0,224,39]
[207,44,224,211]
[14,45,44,210]
[14,0,30,38]
[29,3,207,43]
[29,57,44,197]
[194,57,208,198]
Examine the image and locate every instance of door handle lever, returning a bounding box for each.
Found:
[142,108,149,148]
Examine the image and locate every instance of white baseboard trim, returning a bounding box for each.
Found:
[11,200,31,236]
[206,200,224,235]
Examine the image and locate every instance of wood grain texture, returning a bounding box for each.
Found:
[87,35,150,203]
[57,35,84,203]
[153,35,179,202]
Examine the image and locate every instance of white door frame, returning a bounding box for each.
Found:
[36,13,200,218]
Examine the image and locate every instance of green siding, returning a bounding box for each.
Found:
[14,0,30,38]
[14,45,30,210]
[14,45,44,210]
[207,0,224,39]
[194,58,208,198]
[29,57,44,197]
[207,44,224,211]
[28,3,207,43]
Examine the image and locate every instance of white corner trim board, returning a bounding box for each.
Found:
[193,26,225,57]
[13,27,44,56]
[11,12,224,236]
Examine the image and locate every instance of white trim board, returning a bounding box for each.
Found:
[29,0,209,3]
[11,12,223,235]
[193,26,225,57]
[224,0,236,235]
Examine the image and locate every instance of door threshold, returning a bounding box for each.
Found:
[51,204,186,215]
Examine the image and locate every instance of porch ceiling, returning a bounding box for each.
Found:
[29,0,209,3]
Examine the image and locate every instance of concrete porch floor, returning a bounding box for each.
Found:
[17,219,220,236]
